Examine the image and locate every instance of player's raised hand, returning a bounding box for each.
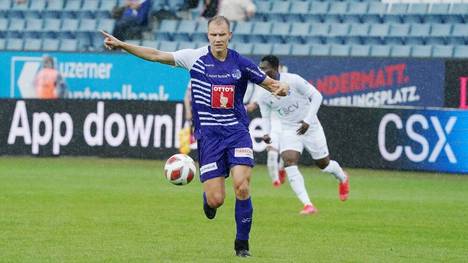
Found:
[297,121,309,135]
[101,30,123,50]
[272,81,289,97]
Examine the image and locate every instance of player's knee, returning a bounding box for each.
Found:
[283,159,297,167]
[207,193,224,208]
[315,158,329,170]
[234,182,250,199]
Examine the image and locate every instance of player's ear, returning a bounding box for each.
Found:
[228,31,232,41]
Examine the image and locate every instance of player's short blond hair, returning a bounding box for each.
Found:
[207,15,231,31]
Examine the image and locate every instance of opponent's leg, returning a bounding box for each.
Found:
[316,157,349,201]
[266,148,281,187]
[282,150,317,215]
[231,165,253,257]
[278,157,286,184]
[303,120,350,201]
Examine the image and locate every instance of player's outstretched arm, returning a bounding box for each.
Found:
[259,76,289,97]
[101,31,175,66]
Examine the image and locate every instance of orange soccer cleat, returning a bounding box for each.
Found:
[278,168,287,184]
[339,175,350,201]
[273,180,281,188]
[300,204,317,215]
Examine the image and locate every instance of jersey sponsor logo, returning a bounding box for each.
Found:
[211,85,235,109]
[231,69,242,80]
[206,73,231,78]
[245,67,264,78]
[200,162,218,174]
[234,147,253,159]
[277,102,299,116]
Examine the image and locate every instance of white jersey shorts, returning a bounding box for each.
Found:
[279,120,329,160]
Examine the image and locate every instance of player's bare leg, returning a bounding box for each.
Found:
[202,177,225,219]
[281,150,317,215]
[231,165,253,257]
[315,156,349,201]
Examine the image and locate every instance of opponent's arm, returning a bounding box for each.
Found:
[297,90,322,135]
[299,79,323,125]
[101,31,175,66]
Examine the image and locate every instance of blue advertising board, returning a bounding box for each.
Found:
[0,51,190,101]
[252,56,446,108]
[376,108,468,173]
[1,52,445,108]
[317,105,468,174]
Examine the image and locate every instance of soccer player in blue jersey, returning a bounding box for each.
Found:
[102,16,288,257]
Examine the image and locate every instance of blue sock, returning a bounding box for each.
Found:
[235,197,253,241]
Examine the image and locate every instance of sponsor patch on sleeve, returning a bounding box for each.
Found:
[234,148,254,159]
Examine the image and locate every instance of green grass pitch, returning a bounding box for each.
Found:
[0,157,467,262]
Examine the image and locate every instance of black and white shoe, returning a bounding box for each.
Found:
[235,249,251,258]
[235,239,251,257]
[203,202,217,220]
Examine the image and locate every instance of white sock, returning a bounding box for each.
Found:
[322,160,347,183]
[279,157,284,170]
[267,150,280,182]
[285,166,312,206]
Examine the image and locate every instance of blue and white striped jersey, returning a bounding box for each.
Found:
[172,46,266,139]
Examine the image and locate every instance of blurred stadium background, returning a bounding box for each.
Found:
[0,0,467,262]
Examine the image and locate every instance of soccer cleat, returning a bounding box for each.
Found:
[300,204,317,215]
[278,168,287,184]
[203,202,217,219]
[236,249,252,257]
[339,175,350,201]
[273,180,281,188]
[235,239,251,257]
[203,193,217,219]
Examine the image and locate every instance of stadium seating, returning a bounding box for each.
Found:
[273,43,291,56]
[391,45,411,57]
[6,38,23,50]
[351,45,371,57]
[60,38,78,51]
[24,38,42,51]
[0,0,466,58]
[453,45,468,58]
[42,38,60,51]
[411,45,432,58]
[310,44,330,56]
[291,44,310,56]
[370,45,391,57]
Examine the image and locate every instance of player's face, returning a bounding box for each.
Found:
[259,61,277,79]
[207,21,232,54]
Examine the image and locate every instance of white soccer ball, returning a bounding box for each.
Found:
[164,154,196,185]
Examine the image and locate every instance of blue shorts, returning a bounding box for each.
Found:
[198,131,255,182]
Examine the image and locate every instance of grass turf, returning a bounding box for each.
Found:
[0,157,467,262]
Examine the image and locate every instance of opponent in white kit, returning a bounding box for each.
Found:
[257,55,350,215]
[245,83,286,187]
